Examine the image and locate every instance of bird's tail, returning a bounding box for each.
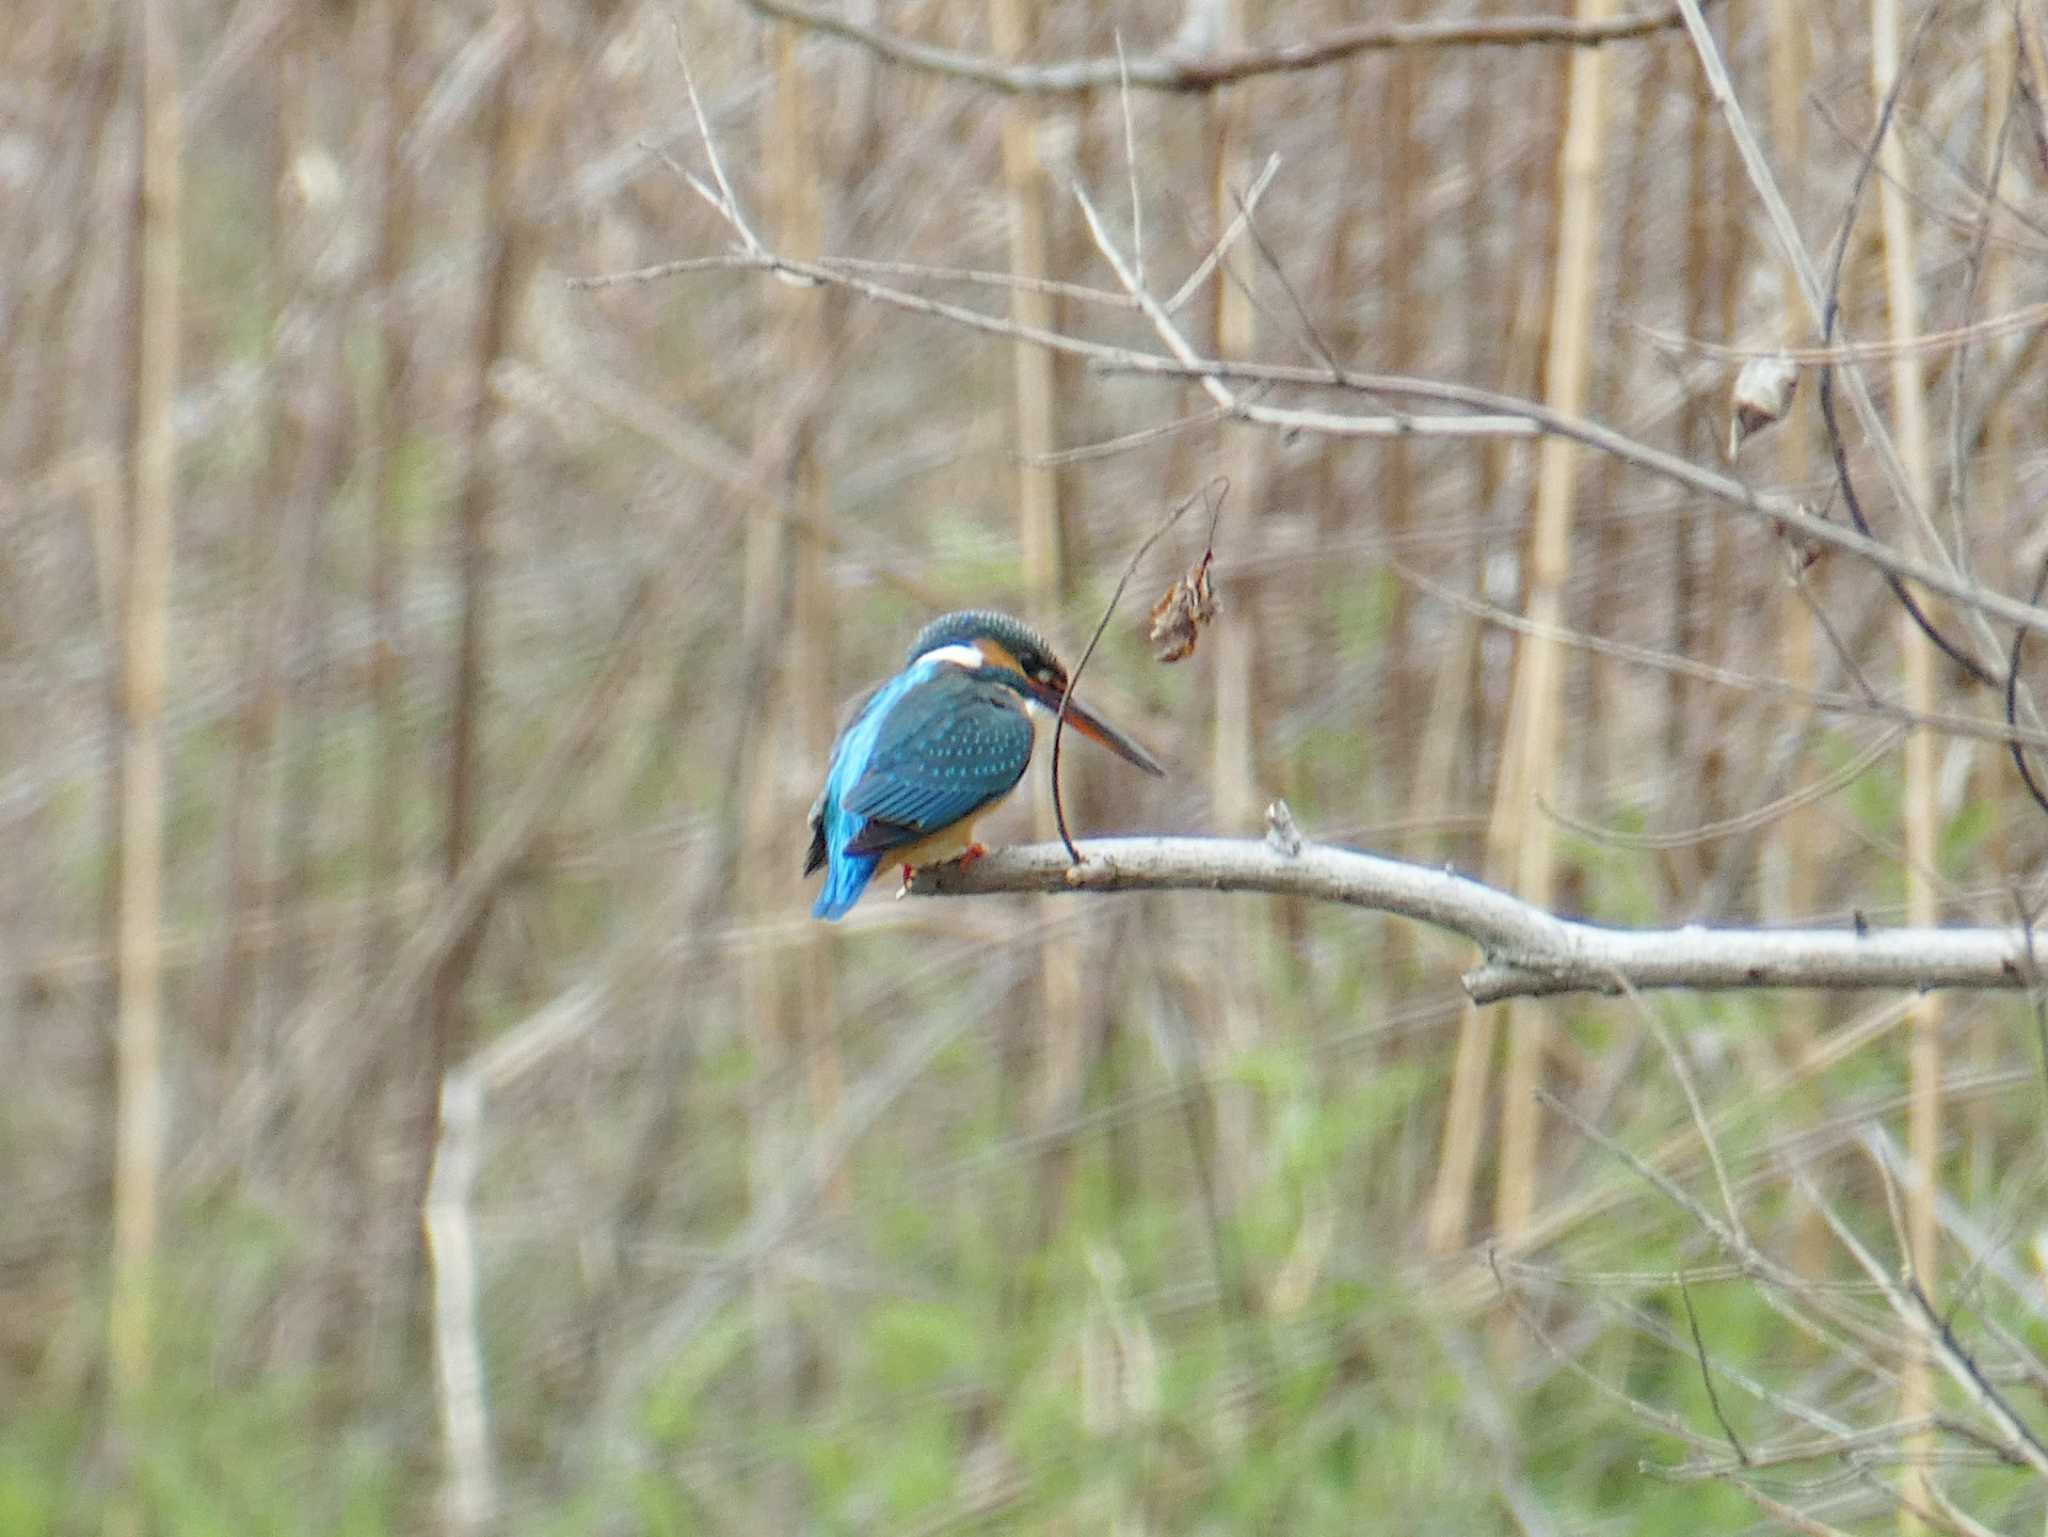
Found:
[812,851,881,920]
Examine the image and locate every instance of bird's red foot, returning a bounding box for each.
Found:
[897,846,986,900]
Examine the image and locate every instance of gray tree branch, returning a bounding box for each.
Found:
[907,816,2042,1004]
[735,0,1718,96]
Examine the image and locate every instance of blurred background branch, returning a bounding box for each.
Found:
[733,0,1722,96]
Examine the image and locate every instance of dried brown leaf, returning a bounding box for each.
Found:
[1147,553,1216,662]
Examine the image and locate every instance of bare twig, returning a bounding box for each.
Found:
[1167,153,1280,313]
[1679,1270,1750,1465]
[1722,1476,1864,1537]
[1395,562,2046,753]
[1628,977,1747,1247]
[1492,1250,1722,1452]
[1025,397,1240,467]
[1801,1177,2048,1479]
[1544,728,1905,851]
[1114,30,1141,290]
[1633,299,2048,367]
[670,19,764,254]
[2006,553,2048,820]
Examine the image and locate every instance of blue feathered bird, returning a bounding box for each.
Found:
[806,610,1165,920]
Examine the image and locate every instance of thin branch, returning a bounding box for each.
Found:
[1072,174,1231,408]
[1107,349,2048,642]
[1230,191,1338,377]
[2006,551,2048,820]
[816,254,1128,306]
[1114,30,1141,291]
[1633,299,2048,367]
[1535,1086,1751,1259]
[1721,1476,1864,1537]
[1674,0,2007,683]
[909,836,2048,1001]
[1813,0,1992,686]
[1167,153,1281,314]
[1630,978,1747,1247]
[670,19,763,253]
[1679,1270,1750,1465]
[1396,560,2044,752]
[1492,1250,1724,1453]
[734,0,1721,96]
[576,230,2048,643]
[427,979,616,1531]
[1049,481,1218,859]
[1024,396,1241,466]
[1544,727,1905,851]
[1945,75,2022,570]
[1802,1177,2048,1478]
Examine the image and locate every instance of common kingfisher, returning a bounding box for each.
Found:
[805,610,1166,920]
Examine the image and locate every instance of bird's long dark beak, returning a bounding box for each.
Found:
[1028,679,1166,777]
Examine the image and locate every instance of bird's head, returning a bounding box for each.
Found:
[908,610,1166,777]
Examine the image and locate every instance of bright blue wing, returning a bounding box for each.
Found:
[838,667,1033,858]
[808,662,1034,919]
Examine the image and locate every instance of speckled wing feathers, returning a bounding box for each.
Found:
[839,670,1033,858]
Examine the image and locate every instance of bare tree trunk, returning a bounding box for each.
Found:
[4,38,116,485]
[357,0,422,1406]
[1207,70,1258,847]
[1584,25,1657,805]
[1765,0,1832,1290]
[988,0,1062,608]
[1409,2,1510,869]
[1207,2,1269,1214]
[1665,34,1716,897]
[1489,0,1614,1254]
[787,99,845,1221]
[984,0,1086,1181]
[1369,0,1425,998]
[1378,1,1421,825]
[1697,6,1743,855]
[108,0,179,1522]
[427,6,531,1132]
[210,7,306,1073]
[423,31,534,1524]
[1965,2,2017,1203]
[1425,18,1581,1254]
[1868,0,1944,1519]
[736,20,833,1526]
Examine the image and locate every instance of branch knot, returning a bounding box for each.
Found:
[1264,799,1303,857]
